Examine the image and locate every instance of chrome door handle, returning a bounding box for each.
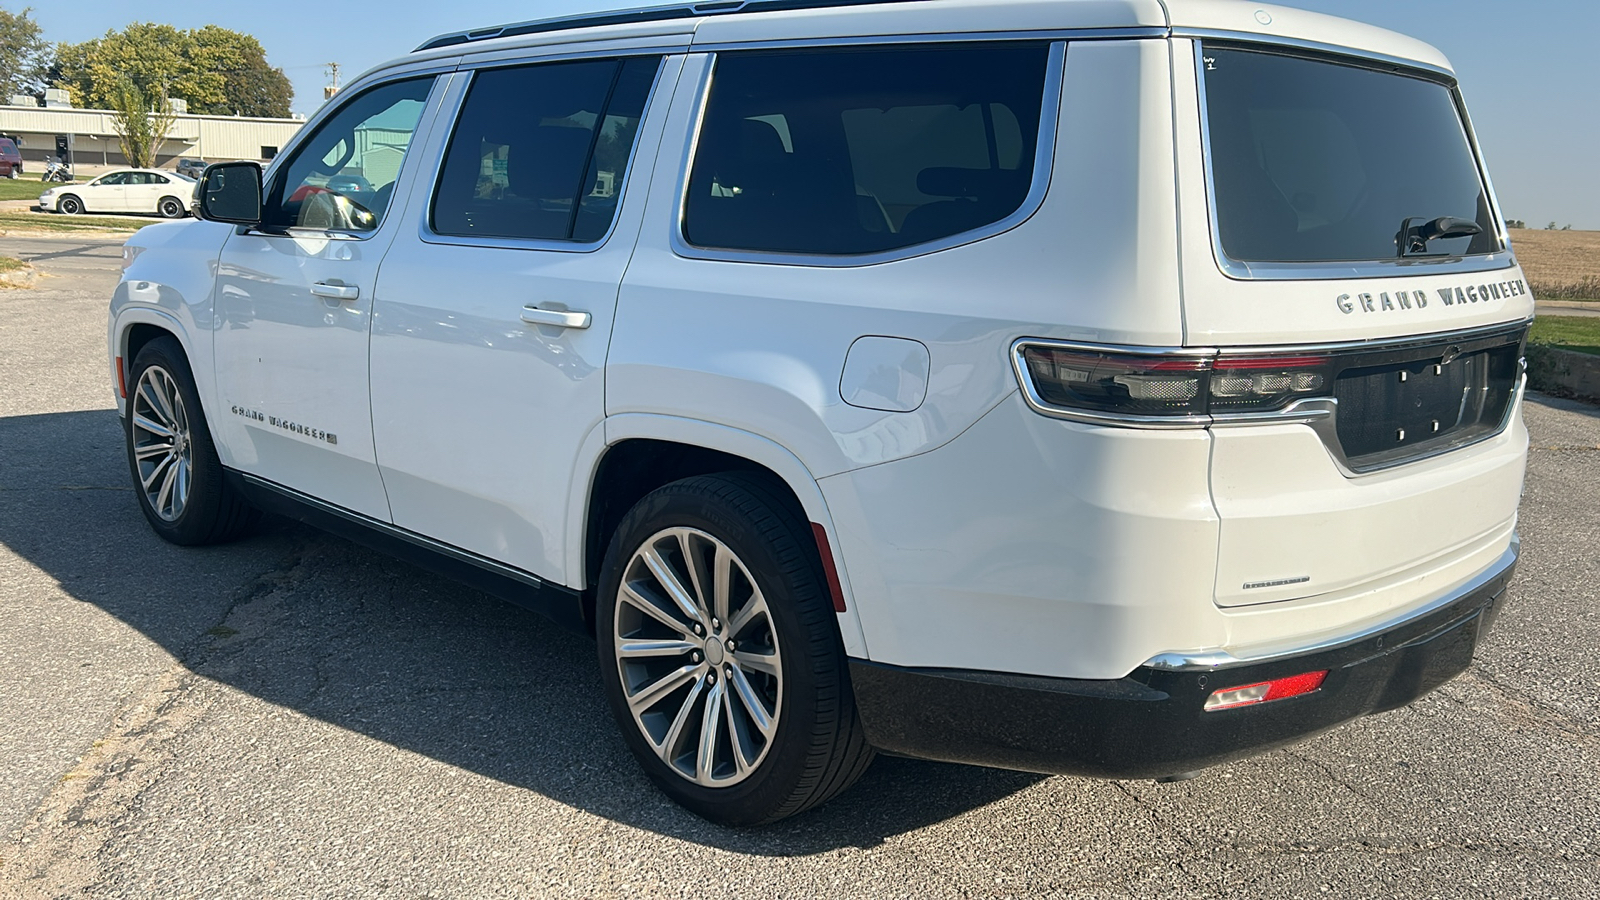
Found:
[520,305,591,329]
[310,282,360,301]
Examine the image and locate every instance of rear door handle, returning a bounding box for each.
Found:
[311,282,360,301]
[520,305,591,329]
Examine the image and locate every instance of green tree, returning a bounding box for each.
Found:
[108,79,176,168]
[0,6,52,99]
[54,23,292,117]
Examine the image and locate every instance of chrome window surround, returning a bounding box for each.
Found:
[670,40,1067,268]
[418,51,675,254]
[1011,317,1531,473]
[248,65,458,244]
[1143,533,1518,671]
[1187,35,1518,282]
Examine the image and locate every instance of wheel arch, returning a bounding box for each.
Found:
[579,414,868,657]
[112,309,189,416]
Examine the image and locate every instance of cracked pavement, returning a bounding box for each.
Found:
[1,235,1597,898]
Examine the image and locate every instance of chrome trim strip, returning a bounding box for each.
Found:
[1143,534,1519,671]
[1174,27,1456,79]
[1011,324,1529,467]
[237,472,557,592]
[670,40,1066,268]
[1188,40,1515,282]
[690,27,1166,52]
[418,54,672,253]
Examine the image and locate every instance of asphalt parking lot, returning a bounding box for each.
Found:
[1,234,1596,899]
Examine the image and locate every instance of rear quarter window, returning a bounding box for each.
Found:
[684,43,1051,256]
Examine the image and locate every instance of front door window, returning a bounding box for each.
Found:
[264,78,434,233]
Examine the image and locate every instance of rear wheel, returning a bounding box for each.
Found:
[125,337,257,545]
[158,196,185,218]
[57,194,82,215]
[596,474,873,825]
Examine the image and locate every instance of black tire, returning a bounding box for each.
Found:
[124,337,258,545]
[158,196,186,218]
[596,473,874,826]
[57,194,82,215]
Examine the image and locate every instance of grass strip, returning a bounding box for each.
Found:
[1530,315,1600,357]
[0,211,150,233]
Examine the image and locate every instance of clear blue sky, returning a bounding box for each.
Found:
[26,0,1598,229]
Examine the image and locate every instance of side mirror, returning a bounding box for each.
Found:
[197,161,263,225]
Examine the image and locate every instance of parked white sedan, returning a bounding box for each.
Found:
[40,169,195,218]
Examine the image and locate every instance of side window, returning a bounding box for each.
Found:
[97,172,127,186]
[264,77,434,233]
[152,174,170,184]
[684,44,1050,256]
[431,55,659,243]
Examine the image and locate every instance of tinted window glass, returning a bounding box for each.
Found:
[1203,45,1498,264]
[685,44,1050,256]
[432,56,659,242]
[265,77,433,232]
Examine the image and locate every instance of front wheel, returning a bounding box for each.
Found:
[158,196,186,218]
[596,474,874,826]
[125,337,257,545]
[57,194,82,215]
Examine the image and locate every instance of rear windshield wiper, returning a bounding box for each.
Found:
[1398,215,1482,257]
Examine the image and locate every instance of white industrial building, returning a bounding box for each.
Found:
[0,98,305,170]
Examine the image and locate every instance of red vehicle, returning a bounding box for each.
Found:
[0,138,23,179]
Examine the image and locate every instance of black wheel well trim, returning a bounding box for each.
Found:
[582,438,825,630]
[121,320,184,399]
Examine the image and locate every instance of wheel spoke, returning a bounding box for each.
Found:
[679,531,712,612]
[733,648,780,678]
[617,638,698,659]
[141,377,177,428]
[713,545,734,629]
[132,415,173,439]
[659,672,707,760]
[626,663,699,715]
[727,665,775,738]
[620,582,692,636]
[134,440,175,460]
[725,589,767,640]
[155,453,180,515]
[696,679,726,785]
[140,451,174,491]
[172,458,190,517]
[642,545,705,625]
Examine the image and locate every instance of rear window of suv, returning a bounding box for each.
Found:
[684,43,1051,256]
[1201,43,1499,265]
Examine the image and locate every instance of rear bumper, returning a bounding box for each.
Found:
[849,537,1517,779]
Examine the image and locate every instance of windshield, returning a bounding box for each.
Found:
[1201,43,1499,265]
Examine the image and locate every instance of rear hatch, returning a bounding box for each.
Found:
[1175,39,1533,610]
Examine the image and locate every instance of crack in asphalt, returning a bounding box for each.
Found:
[0,541,314,898]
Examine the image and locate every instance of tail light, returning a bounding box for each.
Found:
[1016,343,1335,423]
[1204,670,1328,711]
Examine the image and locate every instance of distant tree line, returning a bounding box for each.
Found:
[0,7,293,118]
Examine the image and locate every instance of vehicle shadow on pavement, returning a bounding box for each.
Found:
[0,408,1045,852]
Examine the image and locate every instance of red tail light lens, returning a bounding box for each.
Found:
[1017,344,1335,420]
[1021,347,1209,418]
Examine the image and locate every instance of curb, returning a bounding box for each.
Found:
[1527,345,1600,402]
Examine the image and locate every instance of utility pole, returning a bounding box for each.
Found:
[324,62,341,101]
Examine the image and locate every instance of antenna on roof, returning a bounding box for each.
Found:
[324,62,342,101]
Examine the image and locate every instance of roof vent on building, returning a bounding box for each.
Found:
[170,98,188,115]
[43,88,72,108]
[8,94,36,107]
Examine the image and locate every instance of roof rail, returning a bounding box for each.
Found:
[415,0,927,52]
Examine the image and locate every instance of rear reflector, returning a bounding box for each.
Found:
[1203,670,1327,711]
[116,356,126,398]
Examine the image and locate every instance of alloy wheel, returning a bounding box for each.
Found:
[613,526,783,787]
[130,365,194,521]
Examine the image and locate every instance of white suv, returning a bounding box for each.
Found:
[110,0,1530,825]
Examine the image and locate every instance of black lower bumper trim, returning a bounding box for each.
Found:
[850,548,1516,779]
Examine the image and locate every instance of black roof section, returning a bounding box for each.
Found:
[415,0,928,51]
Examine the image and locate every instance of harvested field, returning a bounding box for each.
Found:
[1509,228,1600,300]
